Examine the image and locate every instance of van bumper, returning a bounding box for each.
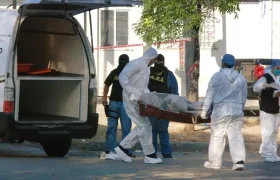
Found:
[0,113,99,142]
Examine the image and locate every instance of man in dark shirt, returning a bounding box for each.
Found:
[148,54,179,158]
[100,54,134,159]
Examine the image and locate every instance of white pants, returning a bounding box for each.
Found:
[259,111,280,158]
[208,116,246,167]
[119,97,155,155]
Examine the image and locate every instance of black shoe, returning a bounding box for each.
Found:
[163,154,172,158]
[105,151,110,154]
[118,146,131,156]
[233,161,245,171]
[128,153,136,158]
[236,161,244,164]
[147,153,158,159]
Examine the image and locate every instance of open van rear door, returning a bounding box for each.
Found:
[19,0,143,16]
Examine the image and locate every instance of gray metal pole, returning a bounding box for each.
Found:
[84,12,87,36]
[96,9,100,96]
[13,0,16,9]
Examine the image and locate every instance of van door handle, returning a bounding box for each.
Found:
[0,48,2,54]
[90,74,95,79]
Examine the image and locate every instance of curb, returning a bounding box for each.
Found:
[71,141,261,153]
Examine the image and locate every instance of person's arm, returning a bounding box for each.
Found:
[119,61,140,94]
[102,85,110,106]
[202,73,219,112]
[103,71,115,105]
[242,79,248,110]
[167,71,179,95]
[253,77,267,93]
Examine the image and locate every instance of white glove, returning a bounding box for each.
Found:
[200,110,208,119]
[130,93,136,101]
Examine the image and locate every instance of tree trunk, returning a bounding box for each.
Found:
[188,27,200,102]
[186,2,201,132]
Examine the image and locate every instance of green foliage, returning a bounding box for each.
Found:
[134,0,240,46]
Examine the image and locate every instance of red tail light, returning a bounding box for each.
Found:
[3,101,14,113]
[4,88,14,113]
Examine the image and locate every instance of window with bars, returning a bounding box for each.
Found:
[200,15,216,49]
[116,11,129,45]
[100,10,129,47]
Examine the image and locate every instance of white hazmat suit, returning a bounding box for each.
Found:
[201,67,247,170]
[115,47,162,164]
[253,69,280,162]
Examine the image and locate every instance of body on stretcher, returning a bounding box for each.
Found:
[138,92,211,124]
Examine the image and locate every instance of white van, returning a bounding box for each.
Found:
[0,0,141,157]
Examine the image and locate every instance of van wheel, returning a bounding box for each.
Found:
[41,139,72,157]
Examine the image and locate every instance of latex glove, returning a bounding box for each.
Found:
[130,93,136,101]
[200,110,208,119]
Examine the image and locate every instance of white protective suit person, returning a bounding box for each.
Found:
[114,47,163,164]
[253,59,280,162]
[201,54,247,171]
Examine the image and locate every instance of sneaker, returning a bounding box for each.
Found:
[232,161,244,171]
[275,156,280,161]
[99,151,107,159]
[264,156,278,163]
[105,152,121,160]
[204,161,221,170]
[115,146,132,163]
[163,154,172,158]
[144,156,163,164]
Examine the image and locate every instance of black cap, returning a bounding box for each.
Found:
[119,54,129,64]
[157,54,165,62]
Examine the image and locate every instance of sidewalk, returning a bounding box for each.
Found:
[72,140,261,153]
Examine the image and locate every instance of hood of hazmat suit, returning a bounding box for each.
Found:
[202,68,248,121]
[119,47,158,100]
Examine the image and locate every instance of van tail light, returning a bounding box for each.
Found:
[4,88,14,113]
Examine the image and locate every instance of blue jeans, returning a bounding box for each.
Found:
[105,101,132,153]
[149,117,172,156]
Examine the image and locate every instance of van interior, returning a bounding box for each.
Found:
[15,17,89,122]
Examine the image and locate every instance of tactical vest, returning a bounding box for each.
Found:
[148,67,169,93]
[259,73,279,114]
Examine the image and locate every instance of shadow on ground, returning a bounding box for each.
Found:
[72,116,269,153]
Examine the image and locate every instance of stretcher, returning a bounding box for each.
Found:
[138,101,210,124]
